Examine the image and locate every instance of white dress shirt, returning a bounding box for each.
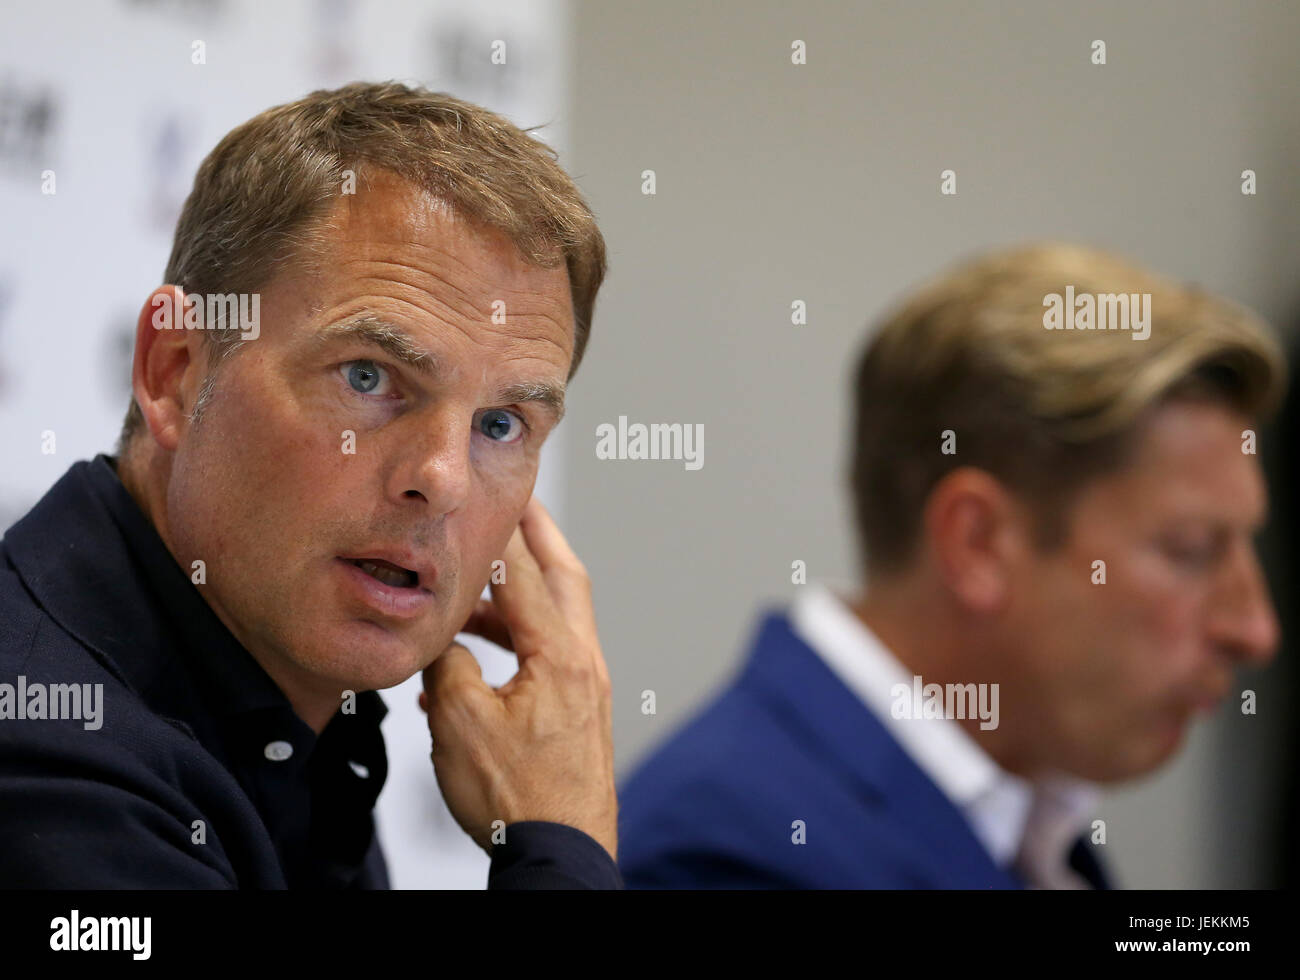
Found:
[788,582,1102,888]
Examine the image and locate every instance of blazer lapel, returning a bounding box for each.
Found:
[736,612,1023,888]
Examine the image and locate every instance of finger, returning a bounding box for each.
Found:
[518,497,598,640]
[422,642,487,702]
[517,497,580,574]
[487,524,561,661]
[418,690,428,713]
[458,597,516,652]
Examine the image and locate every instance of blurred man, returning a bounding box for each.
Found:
[0,82,618,888]
[618,244,1284,888]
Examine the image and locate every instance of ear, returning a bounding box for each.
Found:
[922,466,1028,614]
[131,286,207,452]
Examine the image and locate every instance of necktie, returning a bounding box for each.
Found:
[1013,786,1106,889]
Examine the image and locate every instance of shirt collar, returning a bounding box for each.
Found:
[788,582,1097,867]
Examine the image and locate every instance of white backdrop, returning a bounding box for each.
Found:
[0,0,575,889]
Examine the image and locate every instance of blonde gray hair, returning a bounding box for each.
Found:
[850,242,1286,576]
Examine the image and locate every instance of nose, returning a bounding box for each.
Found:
[1208,539,1279,668]
[386,409,472,516]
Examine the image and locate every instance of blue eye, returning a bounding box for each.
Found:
[343,360,385,394]
[478,409,524,443]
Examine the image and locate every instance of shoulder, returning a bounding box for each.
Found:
[0,566,270,887]
[615,621,925,888]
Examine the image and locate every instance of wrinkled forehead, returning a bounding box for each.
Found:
[281,172,575,355]
[330,173,564,278]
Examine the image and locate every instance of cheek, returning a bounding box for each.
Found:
[1021,563,1116,690]
[1103,557,1209,696]
[1017,552,1167,692]
[456,464,536,575]
[1133,595,1206,684]
[469,431,540,485]
[470,434,538,510]
[179,367,342,553]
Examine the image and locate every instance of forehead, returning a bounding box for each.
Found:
[298,169,575,360]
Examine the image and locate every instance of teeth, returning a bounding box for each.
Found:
[356,560,415,588]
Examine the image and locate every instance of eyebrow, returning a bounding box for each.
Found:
[315,314,566,423]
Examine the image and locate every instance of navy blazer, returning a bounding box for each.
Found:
[0,457,621,889]
[617,612,1109,889]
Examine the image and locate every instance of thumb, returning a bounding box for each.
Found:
[422,642,484,700]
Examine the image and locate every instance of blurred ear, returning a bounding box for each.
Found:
[922,466,1028,614]
[131,286,207,452]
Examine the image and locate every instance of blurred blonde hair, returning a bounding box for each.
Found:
[850,242,1287,576]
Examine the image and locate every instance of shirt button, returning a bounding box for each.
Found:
[263,740,294,762]
[348,761,370,779]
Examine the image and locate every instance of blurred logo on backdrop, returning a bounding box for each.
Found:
[430,21,523,107]
[0,276,12,400]
[121,0,229,20]
[0,76,56,177]
[146,114,190,234]
[103,311,137,409]
[310,0,360,83]
[0,274,21,529]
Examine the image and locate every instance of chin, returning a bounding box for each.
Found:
[1149,719,1191,768]
[321,619,438,690]
[1097,725,1189,783]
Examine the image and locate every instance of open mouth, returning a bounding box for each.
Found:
[345,557,420,589]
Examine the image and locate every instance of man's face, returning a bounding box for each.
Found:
[162,172,575,698]
[1002,398,1279,782]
